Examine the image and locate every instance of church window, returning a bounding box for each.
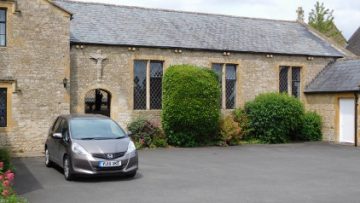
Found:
[0,9,6,47]
[134,60,163,110]
[279,66,301,98]
[150,61,163,109]
[134,61,147,110]
[0,88,7,127]
[212,63,237,109]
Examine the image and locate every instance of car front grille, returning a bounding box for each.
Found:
[92,152,126,160]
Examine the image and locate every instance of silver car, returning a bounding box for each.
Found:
[44,114,138,181]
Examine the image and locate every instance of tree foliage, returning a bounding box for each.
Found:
[308,1,347,47]
[162,65,220,147]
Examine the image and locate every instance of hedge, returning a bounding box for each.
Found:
[244,93,304,143]
[162,65,221,147]
[299,112,322,141]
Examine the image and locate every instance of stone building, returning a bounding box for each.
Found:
[0,0,71,156]
[0,0,358,156]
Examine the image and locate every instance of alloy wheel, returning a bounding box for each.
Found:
[64,158,70,178]
[45,149,52,167]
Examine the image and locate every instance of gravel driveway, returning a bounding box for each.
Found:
[13,143,360,203]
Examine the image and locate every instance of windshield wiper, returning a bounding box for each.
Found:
[80,137,124,140]
[115,137,125,139]
[92,137,118,140]
[80,137,96,140]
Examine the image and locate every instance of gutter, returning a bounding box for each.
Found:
[70,42,344,59]
[304,90,358,94]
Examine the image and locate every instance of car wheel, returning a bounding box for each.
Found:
[45,148,53,167]
[63,156,74,181]
[126,171,137,178]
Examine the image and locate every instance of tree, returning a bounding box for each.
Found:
[308,1,347,47]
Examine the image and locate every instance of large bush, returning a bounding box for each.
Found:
[244,93,304,143]
[299,112,322,141]
[127,118,168,149]
[162,65,221,147]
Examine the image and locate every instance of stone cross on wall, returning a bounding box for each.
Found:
[90,50,108,81]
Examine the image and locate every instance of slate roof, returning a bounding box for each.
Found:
[305,59,360,93]
[347,27,360,56]
[54,0,343,57]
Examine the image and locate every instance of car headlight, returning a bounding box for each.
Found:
[126,141,136,154]
[72,143,89,155]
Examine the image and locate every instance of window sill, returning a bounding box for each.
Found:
[0,126,11,133]
[133,109,162,112]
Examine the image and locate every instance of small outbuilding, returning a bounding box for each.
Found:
[305,59,360,145]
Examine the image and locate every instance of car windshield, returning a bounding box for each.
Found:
[70,119,126,140]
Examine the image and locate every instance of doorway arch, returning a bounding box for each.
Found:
[84,89,111,117]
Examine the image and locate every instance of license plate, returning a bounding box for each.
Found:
[98,161,121,167]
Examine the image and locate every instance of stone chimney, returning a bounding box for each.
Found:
[296,7,304,23]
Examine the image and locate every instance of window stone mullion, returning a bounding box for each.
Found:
[222,64,226,110]
[146,61,151,110]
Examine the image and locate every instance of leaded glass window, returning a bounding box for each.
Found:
[150,61,163,109]
[279,66,301,98]
[292,67,301,98]
[134,60,164,110]
[134,60,147,109]
[212,63,237,109]
[0,88,7,127]
[226,64,236,109]
[0,9,6,47]
[212,64,222,108]
[279,66,289,93]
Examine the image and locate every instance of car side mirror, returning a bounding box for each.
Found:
[53,133,63,139]
[127,131,133,137]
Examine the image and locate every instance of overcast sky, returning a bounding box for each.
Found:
[74,0,360,40]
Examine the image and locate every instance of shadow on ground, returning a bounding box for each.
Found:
[13,158,43,195]
[72,172,143,183]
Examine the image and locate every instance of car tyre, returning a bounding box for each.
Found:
[45,148,53,168]
[63,156,74,181]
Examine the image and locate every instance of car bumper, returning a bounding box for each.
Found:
[70,151,138,176]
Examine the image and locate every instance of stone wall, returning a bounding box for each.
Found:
[70,45,334,130]
[0,0,71,156]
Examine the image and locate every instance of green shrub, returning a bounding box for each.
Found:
[127,118,167,149]
[299,112,322,141]
[162,65,221,147]
[244,93,304,143]
[219,115,242,146]
[0,148,12,171]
